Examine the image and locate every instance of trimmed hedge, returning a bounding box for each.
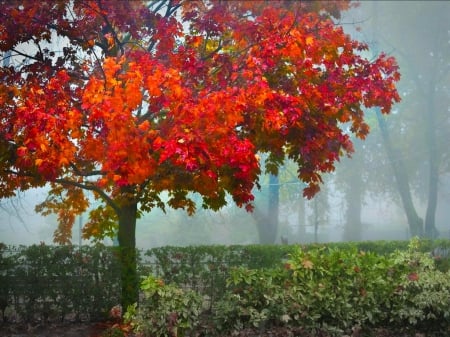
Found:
[1,239,449,324]
[0,243,121,322]
[143,239,450,300]
[131,238,450,337]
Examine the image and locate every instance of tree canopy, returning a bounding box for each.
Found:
[0,0,400,306]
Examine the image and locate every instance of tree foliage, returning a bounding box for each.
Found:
[0,0,400,306]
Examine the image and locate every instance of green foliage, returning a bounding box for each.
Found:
[144,244,294,309]
[223,245,397,335]
[285,245,401,334]
[388,237,450,332]
[2,238,450,336]
[0,243,121,322]
[0,243,14,322]
[125,275,202,337]
[213,267,289,333]
[210,238,450,336]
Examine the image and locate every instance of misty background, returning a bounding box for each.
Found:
[1,1,449,248]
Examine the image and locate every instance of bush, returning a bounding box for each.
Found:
[0,243,121,322]
[213,267,290,333]
[2,237,449,333]
[125,275,202,337]
[211,238,450,336]
[388,237,450,333]
[285,245,401,334]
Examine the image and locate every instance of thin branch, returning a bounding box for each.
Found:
[10,48,41,63]
[165,0,182,18]
[69,162,105,177]
[54,178,120,214]
[65,3,107,82]
[149,0,167,14]
[5,168,120,214]
[97,4,125,56]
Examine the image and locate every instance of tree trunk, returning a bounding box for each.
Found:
[297,193,306,243]
[253,174,279,244]
[376,109,423,237]
[117,201,139,310]
[267,174,279,242]
[424,95,440,238]
[343,168,362,241]
[313,198,319,243]
[254,214,276,244]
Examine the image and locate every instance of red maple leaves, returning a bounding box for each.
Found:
[0,0,400,241]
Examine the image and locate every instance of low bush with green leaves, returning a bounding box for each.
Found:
[212,267,290,333]
[285,245,401,334]
[212,246,398,336]
[210,238,450,337]
[2,238,449,334]
[0,243,121,322]
[125,275,202,337]
[388,237,450,333]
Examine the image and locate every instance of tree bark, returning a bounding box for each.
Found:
[376,109,423,237]
[253,174,279,244]
[267,174,279,242]
[297,192,306,243]
[343,168,362,241]
[117,201,139,310]
[424,94,440,237]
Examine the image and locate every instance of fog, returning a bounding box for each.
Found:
[1,1,449,248]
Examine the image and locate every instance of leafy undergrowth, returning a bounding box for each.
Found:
[122,238,449,337]
[2,239,448,337]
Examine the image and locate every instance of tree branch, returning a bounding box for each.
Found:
[4,168,120,214]
[54,177,120,214]
[69,162,105,177]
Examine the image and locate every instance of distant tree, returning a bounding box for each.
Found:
[375,108,424,236]
[252,174,279,244]
[0,0,400,307]
[365,1,450,237]
[340,139,364,241]
[0,192,28,229]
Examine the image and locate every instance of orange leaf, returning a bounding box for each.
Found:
[302,259,314,269]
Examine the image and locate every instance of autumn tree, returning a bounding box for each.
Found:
[0,0,400,307]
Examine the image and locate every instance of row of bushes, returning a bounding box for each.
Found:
[126,238,450,337]
[1,239,449,325]
[0,243,121,322]
[145,239,450,303]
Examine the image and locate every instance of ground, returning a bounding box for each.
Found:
[0,323,444,337]
[0,322,108,337]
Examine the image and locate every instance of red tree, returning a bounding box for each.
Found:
[0,0,400,307]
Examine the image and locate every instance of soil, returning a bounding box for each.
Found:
[0,322,109,337]
[0,323,446,337]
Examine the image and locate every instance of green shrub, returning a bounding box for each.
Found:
[213,266,290,333]
[283,245,401,335]
[125,275,202,337]
[0,243,15,322]
[388,237,450,333]
[1,243,121,322]
[212,239,450,336]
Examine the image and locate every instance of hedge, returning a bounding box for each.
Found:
[1,239,449,323]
